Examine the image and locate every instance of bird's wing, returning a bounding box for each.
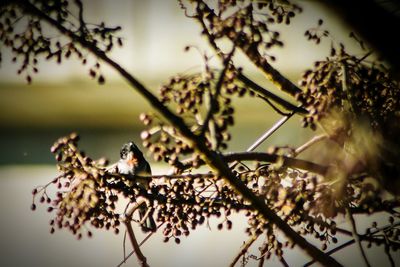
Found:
[144,160,152,175]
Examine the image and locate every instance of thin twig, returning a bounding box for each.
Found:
[237,73,307,114]
[346,207,371,267]
[279,255,290,267]
[385,243,396,267]
[124,205,149,267]
[304,221,400,266]
[21,2,342,266]
[294,134,327,156]
[224,152,329,175]
[246,115,294,152]
[258,243,269,267]
[230,234,260,267]
[229,114,296,169]
[124,220,149,267]
[116,223,165,267]
[138,206,153,225]
[122,230,127,265]
[196,1,303,97]
[75,0,86,34]
[200,46,236,137]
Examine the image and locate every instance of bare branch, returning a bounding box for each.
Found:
[230,234,260,267]
[279,256,290,267]
[346,208,371,267]
[224,152,329,175]
[200,46,236,137]
[237,73,307,114]
[19,2,342,266]
[246,115,294,152]
[196,1,303,98]
[116,224,163,267]
[124,205,149,267]
[294,134,327,156]
[193,7,306,114]
[304,221,400,266]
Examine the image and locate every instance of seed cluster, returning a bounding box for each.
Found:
[298,21,400,196]
[299,53,400,133]
[189,0,302,62]
[139,64,253,170]
[31,133,251,241]
[231,146,400,254]
[14,0,400,264]
[0,0,123,83]
[31,133,125,238]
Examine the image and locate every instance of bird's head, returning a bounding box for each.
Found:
[120,141,143,166]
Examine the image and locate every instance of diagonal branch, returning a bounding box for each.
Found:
[19,1,341,266]
[200,46,236,137]
[124,204,150,267]
[193,8,306,115]
[304,221,400,266]
[224,152,329,175]
[117,223,164,267]
[237,73,307,114]
[346,208,371,267]
[294,134,327,156]
[230,233,261,267]
[197,1,303,98]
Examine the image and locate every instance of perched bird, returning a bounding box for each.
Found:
[117,141,157,232]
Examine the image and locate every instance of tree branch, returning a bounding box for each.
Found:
[124,204,150,267]
[346,208,371,267]
[193,8,306,114]
[117,224,163,267]
[224,152,329,175]
[230,234,260,267]
[294,134,327,156]
[200,46,236,137]
[237,73,307,114]
[197,1,303,98]
[304,221,400,266]
[19,1,342,266]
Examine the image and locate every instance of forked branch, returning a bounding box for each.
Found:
[18,1,342,266]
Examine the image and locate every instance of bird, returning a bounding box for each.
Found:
[116,141,157,233]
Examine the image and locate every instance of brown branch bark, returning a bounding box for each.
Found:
[237,45,302,97]
[345,208,371,267]
[237,73,307,114]
[194,8,306,114]
[18,1,342,266]
[124,204,150,267]
[304,221,400,266]
[196,1,303,98]
[230,234,260,267]
[224,152,329,175]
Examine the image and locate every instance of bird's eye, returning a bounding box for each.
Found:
[120,148,127,157]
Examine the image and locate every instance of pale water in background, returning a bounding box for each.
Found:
[1,162,399,266]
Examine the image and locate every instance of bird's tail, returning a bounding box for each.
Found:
[138,204,157,233]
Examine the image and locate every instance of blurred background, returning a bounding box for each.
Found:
[0,0,398,266]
